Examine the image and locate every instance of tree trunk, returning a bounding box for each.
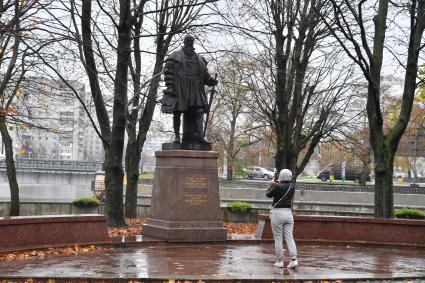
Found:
[373,158,394,218]
[0,118,19,216]
[81,0,111,142]
[226,156,233,180]
[105,0,132,227]
[275,138,285,172]
[359,161,368,186]
[275,136,297,176]
[104,151,125,227]
[124,139,140,218]
[124,17,142,219]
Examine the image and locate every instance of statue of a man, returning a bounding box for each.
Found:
[161,35,218,145]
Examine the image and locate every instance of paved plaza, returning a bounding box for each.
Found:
[0,242,424,281]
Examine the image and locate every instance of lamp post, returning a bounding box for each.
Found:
[410,125,422,188]
[413,130,418,185]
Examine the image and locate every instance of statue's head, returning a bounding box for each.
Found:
[183,35,195,46]
[183,35,195,56]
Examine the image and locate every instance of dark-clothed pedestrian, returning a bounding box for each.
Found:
[266,168,298,269]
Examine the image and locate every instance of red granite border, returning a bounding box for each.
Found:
[0,215,109,252]
[256,214,425,247]
[0,214,106,225]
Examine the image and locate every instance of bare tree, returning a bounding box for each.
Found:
[215,0,357,180]
[80,0,132,226]
[318,0,425,217]
[0,0,52,216]
[334,124,371,185]
[208,53,262,180]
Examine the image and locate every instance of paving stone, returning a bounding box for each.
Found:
[0,243,423,281]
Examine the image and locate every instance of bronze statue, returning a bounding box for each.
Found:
[161,35,218,148]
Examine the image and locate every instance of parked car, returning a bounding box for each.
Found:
[317,163,371,182]
[246,166,275,180]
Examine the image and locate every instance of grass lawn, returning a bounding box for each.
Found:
[139,172,154,179]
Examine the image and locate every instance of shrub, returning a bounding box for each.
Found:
[72,197,100,207]
[226,201,252,213]
[394,208,425,219]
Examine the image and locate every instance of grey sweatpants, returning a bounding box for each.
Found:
[270,208,297,262]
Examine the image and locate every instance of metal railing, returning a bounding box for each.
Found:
[218,179,424,194]
[0,158,103,172]
[90,179,425,197]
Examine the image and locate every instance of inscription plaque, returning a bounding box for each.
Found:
[182,175,208,205]
[184,193,207,205]
[183,176,208,191]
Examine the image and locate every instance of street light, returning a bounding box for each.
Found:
[410,125,422,188]
[413,130,418,185]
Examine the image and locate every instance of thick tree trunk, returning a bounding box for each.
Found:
[0,118,19,216]
[275,136,297,175]
[373,157,394,218]
[275,139,285,172]
[104,151,125,227]
[124,139,140,218]
[105,0,132,227]
[124,18,142,219]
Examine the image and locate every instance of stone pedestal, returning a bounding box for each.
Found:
[142,150,227,242]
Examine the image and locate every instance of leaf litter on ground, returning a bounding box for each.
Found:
[0,220,257,261]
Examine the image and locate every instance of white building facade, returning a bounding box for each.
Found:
[6,78,104,161]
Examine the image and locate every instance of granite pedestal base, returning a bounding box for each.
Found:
[162,142,211,151]
[142,150,227,242]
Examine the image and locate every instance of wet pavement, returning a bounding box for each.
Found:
[0,242,424,281]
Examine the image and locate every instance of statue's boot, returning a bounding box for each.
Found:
[173,133,181,143]
[198,136,211,145]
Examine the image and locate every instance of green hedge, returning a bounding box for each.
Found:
[72,197,100,207]
[226,201,252,213]
[394,208,425,219]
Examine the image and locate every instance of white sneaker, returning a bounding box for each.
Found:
[274,261,284,268]
[287,259,298,269]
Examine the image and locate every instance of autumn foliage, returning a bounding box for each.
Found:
[0,245,109,261]
[0,221,258,262]
[224,223,257,235]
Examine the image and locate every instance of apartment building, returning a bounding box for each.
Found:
[7,77,104,161]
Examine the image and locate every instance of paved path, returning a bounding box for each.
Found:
[0,242,424,281]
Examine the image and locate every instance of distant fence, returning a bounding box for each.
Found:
[0,158,103,172]
[91,179,425,195]
[218,180,425,194]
